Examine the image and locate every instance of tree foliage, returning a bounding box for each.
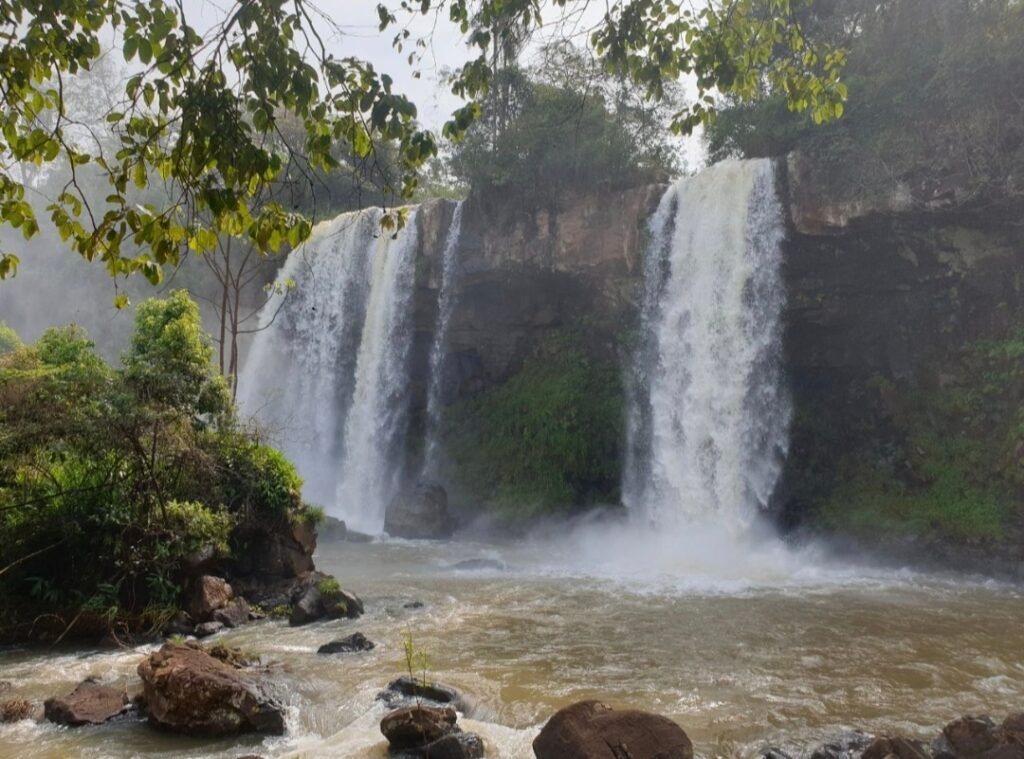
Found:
[0,291,308,619]
[0,0,847,285]
[705,0,1024,207]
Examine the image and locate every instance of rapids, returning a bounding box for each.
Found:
[1,532,1022,758]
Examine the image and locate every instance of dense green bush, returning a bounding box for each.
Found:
[441,344,623,518]
[0,291,308,621]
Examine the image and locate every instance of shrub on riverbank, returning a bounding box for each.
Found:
[0,291,314,626]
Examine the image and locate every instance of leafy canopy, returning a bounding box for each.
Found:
[0,0,847,284]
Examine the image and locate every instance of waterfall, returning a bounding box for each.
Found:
[623,159,790,530]
[239,207,419,532]
[422,201,464,478]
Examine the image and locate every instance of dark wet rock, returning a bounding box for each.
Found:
[0,681,12,694]
[863,736,930,759]
[194,621,226,638]
[0,698,33,722]
[1002,714,1024,743]
[380,705,458,750]
[213,598,251,628]
[288,575,363,626]
[318,632,375,654]
[377,675,465,711]
[449,558,505,572]
[403,601,425,609]
[345,529,375,543]
[232,518,316,580]
[384,481,453,539]
[533,700,692,759]
[187,575,233,621]
[762,748,794,759]
[392,731,486,759]
[318,515,347,543]
[164,610,194,637]
[137,643,285,736]
[43,680,130,726]
[809,731,875,759]
[942,716,1000,757]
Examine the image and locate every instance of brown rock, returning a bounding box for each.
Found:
[863,737,930,759]
[533,700,692,759]
[0,698,33,722]
[380,705,457,750]
[944,716,999,756]
[1002,714,1024,744]
[137,643,285,736]
[43,680,129,726]
[213,598,251,628]
[188,575,233,621]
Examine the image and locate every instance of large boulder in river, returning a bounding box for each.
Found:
[288,573,363,626]
[533,700,692,759]
[43,680,129,726]
[384,481,453,539]
[137,643,285,736]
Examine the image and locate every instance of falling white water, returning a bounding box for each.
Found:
[624,158,790,531]
[422,201,464,478]
[238,208,419,531]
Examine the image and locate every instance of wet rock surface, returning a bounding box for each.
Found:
[533,700,693,759]
[384,481,453,539]
[317,632,375,654]
[377,675,466,711]
[380,704,458,750]
[137,643,285,736]
[43,680,130,727]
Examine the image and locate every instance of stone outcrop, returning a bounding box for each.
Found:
[533,700,693,759]
[137,643,285,736]
[384,481,452,539]
[187,575,233,621]
[43,680,129,726]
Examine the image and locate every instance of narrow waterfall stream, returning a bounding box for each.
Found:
[624,159,789,530]
[422,201,464,478]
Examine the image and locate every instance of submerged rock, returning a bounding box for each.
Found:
[391,731,486,759]
[449,558,505,572]
[137,643,285,736]
[377,675,465,711]
[384,481,452,539]
[317,632,375,654]
[533,700,692,759]
[380,704,457,750]
[809,731,875,759]
[939,715,999,757]
[43,680,129,726]
[245,571,361,627]
[863,736,930,759]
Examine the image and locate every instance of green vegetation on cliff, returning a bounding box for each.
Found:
[441,343,623,519]
[804,326,1024,542]
[0,291,312,624]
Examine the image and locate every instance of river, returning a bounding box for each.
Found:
[1,524,1022,758]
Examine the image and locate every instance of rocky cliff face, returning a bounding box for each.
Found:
[411,158,1024,566]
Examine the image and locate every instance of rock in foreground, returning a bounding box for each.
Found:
[533,700,692,759]
[380,705,457,750]
[384,481,452,539]
[137,643,285,736]
[43,680,129,726]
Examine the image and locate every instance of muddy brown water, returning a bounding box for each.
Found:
[1,528,1022,758]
